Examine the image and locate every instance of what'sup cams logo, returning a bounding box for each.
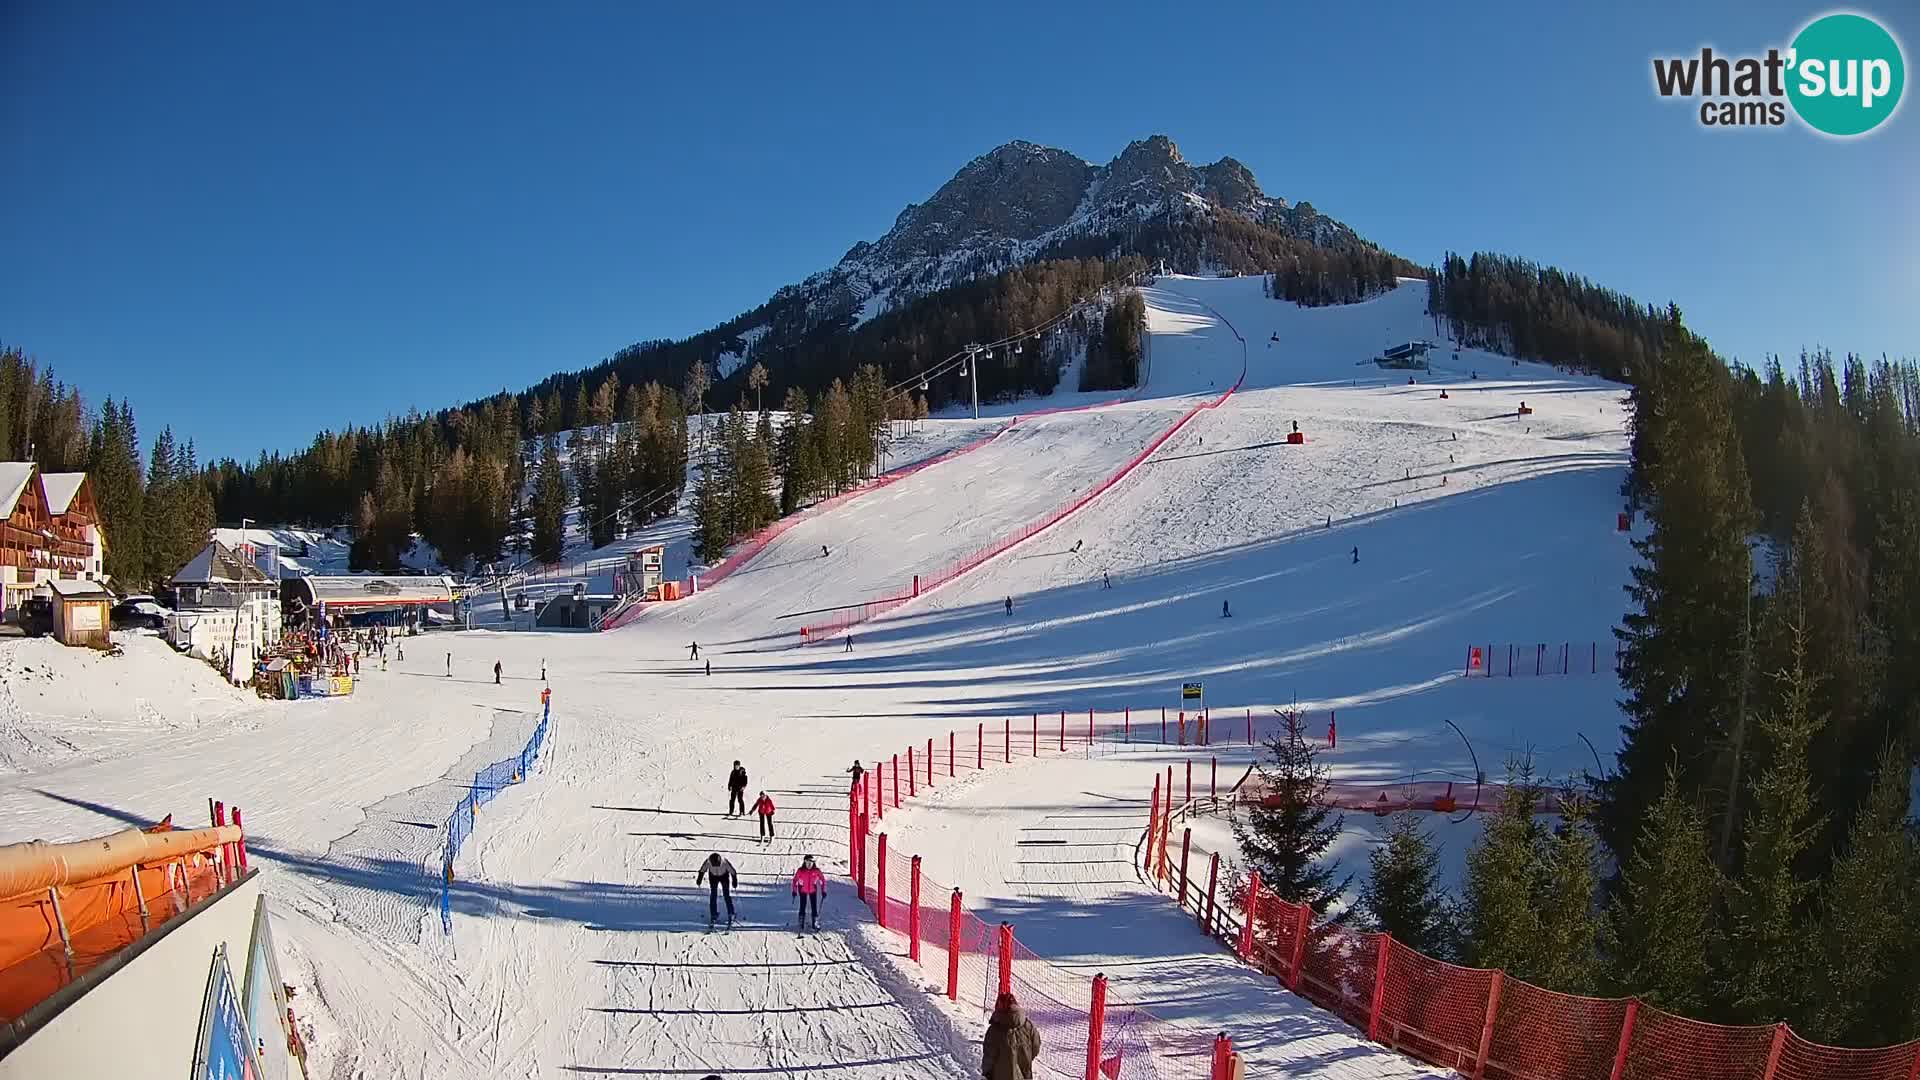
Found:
[1652,11,1904,136]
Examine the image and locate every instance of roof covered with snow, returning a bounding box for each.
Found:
[294,574,456,608]
[38,472,87,515]
[0,462,34,518]
[47,577,113,600]
[171,541,277,588]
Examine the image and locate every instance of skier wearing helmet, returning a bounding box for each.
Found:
[791,854,826,931]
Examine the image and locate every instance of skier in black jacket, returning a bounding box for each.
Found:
[727,761,749,817]
[696,853,738,926]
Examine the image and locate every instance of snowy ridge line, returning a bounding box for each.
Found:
[437,702,553,935]
[847,723,1223,1079]
[801,317,1247,641]
[1138,777,1920,1080]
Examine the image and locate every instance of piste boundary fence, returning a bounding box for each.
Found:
[1140,784,1920,1080]
[839,711,1248,1079]
[438,700,554,935]
[1464,641,1626,678]
[800,355,1247,643]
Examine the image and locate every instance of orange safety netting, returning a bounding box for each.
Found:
[1162,798,1920,1080]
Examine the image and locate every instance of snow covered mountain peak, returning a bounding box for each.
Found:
[780,135,1367,332]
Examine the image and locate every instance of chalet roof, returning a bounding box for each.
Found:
[171,541,277,588]
[39,473,87,515]
[0,463,33,519]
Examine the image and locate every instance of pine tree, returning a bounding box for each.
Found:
[776,387,812,515]
[1463,759,1546,973]
[1605,769,1723,1013]
[1723,609,1826,1025]
[424,448,473,571]
[1603,309,1755,870]
[1230,709,1349,914]
[1533,797,1603,995]
[1806,743,1916,1046]
[142,427,182,579]
[1360,811,1454,957]
[89,398,146,586]
[690,454,729,564]
[530,436,569,563]
[747,361,769,415]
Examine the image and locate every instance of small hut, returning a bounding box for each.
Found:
[48,578,113,649]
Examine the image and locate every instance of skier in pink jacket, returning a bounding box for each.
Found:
[791,854,826,931]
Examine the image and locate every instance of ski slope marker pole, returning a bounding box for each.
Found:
[976,724,982,771]
[1058,711,1065,752]
[1178,828,1191,910]
[1004,718,1010,764]
[949,732,955,777]
[1085,974,1108,1080]
[997,922,1014,996]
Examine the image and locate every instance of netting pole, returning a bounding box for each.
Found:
[233,807,248,872]
[1759,1025,1788,1080]
[945,890,962,1000]
[997,922,1014,996]
[907,746,916,796]
[950,732,955,777]
[1004,718,1011,763]
[1147,777,1161,870]
[876,834,889,930]
[1288,904,1310,989]
[1246,708,1251,744]
[977,724,983,771]
[849,790,860,895]
[1367,934,1391,1041]
[1202,852,1219,932]
[1211,756,1218,804]
[1085,973,1108,1080]
[892,754,900,808]
[1032,715,1038,756]
[1124,707,1130,742]
[926,738,933,788]
[908,856,923,962]
[1472,969,1503,1079]
[1607,999,1639,1080]
[1059,711,1065,752]
[1507,644,1512,676]
[1087,707,1094,745]
[1178,828,1192,909]
[875,762,884,821]
[1238,872,1261,960]
[1185,760,1192,806]
[1465,645,1472,676]
[1161,707,1166,743]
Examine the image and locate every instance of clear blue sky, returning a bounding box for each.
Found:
[3,1,1914,461]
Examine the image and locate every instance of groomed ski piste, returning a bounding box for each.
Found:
[0,275,1635,1078]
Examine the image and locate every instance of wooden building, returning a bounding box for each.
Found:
[1,464,105,618]
[48,578,113,649]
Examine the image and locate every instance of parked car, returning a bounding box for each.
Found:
[16,597,54,636]
[111,594,171,630]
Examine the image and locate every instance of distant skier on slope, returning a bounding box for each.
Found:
[726,761,749,817]
[821,545,830,558]
[791,854,826,931]
[696,853,738,927]
[1222,600,1231,618]
[847,760,865,792]
[688,641,701,660]
[753,791,776,842]
[1070,540,1083,554]
[1352,546,1360,564]
[1102,571,1111,590]
[1005,596,1014,617]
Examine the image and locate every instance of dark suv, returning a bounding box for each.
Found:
[16,598,53,636]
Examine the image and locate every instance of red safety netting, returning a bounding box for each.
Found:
[1155,790,1920,1080]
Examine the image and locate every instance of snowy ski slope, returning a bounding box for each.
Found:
[0,276,1635,1079]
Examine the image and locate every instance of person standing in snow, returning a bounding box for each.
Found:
[982,992,1041,1080]
[493,660,502,685]
[705,659,712,676]
[688,641,700,660]
[847,760,865,792]
[446,652,452,677]
[726,761,749,817]
[821,545,830,558]
[791,855,826,930]
[844,635,853,653]
[1102,570,1111,589]
[1352,546,1360,564]
[753,791,776,842]
[696,852,737,926]
[540,659,547,683]
[1222,600,1231,618]
[1004,596,1013,617]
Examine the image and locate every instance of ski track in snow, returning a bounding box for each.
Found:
[1,277,1635,1078]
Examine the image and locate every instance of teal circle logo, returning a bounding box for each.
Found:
[1787,13,1905,136]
